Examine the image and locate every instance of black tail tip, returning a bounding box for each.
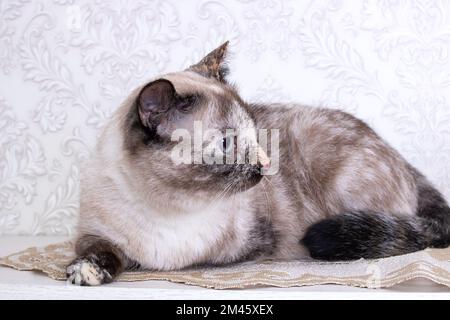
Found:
[301,211,429,261]
[301,215,363,261]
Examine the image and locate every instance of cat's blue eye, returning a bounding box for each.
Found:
[221,136,233,153]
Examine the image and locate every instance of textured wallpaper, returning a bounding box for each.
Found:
[1,0,450,235]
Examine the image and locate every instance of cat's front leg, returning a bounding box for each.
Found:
[66,235,128,286]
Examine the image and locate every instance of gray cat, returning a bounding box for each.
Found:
[67,42,450,286]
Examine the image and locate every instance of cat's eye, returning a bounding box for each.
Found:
[221,136,233,153]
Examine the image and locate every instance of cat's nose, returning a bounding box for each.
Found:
[257,146,270,172]
[256,161,263,171]
[256,161,270,174]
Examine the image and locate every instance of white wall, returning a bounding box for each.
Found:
[1,0,450,235]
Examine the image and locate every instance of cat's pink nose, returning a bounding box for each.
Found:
[257,145,271,170]
[257,160,271,170]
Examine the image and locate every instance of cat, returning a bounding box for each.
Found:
[66,41,450,286]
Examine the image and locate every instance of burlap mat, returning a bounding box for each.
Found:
[0,241,449,289]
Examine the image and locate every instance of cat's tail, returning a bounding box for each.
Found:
[301,182,450,261]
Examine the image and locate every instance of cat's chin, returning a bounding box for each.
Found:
[232,174,263,193]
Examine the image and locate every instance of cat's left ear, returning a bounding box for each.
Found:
[188,41,229,83]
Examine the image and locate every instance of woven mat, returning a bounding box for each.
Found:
[0,241,449,289]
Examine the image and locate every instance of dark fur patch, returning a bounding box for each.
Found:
[244,215,278,260]
[188,41,229,82]
[415,178,450,248]
[122,83,202,156]
[301,211,428,261]
[71,234,140,283]
[122,101,159,155]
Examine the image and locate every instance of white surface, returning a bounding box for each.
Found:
[0,237,448,300]
[2,1,450,236]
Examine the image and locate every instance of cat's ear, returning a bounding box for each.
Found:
[137,79,177,128]
[188,41,229,82]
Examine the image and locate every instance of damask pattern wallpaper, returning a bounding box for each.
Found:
[1,0,450,235]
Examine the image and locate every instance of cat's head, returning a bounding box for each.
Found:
[122,42,269,199]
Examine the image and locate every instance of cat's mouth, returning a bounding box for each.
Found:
[242,170,263,190]
[227,164,263,193]
[184,163,263,193]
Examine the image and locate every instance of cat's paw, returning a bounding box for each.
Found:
[66,256,112,286]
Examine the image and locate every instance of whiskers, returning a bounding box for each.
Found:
[200,180,236,212]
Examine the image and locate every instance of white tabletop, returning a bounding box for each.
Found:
[0,236,448,300]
